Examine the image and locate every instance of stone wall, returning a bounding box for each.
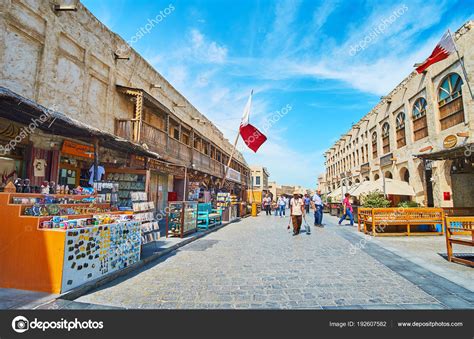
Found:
[0,0,247,165]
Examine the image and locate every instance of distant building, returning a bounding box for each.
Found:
[248,166,270,201]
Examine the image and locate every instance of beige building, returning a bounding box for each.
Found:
[250,166,270,192]
[324,21,474,208]
[0,0,250,207]
[269,181,313,197]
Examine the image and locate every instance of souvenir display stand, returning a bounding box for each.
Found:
[216,192,230,221]
[105,168,150,209]
[0,192,140,294]
[131,191,160,244]
[166,201,198,238]
[230,194,240,221]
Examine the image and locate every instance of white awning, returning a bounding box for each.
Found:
[350,178,415,196]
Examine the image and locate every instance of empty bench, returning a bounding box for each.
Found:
[445,216,474,267]
[197,203,222,229]
[357,208,444,236]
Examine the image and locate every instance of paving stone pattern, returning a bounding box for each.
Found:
[76,212,455,309]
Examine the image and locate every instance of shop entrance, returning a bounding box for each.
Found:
[424,160,434,207]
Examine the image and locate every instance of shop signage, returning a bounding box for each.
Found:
[225,166,241,183]
[61,140,94,159]
[380,153,393,167]
[443,135,458,149]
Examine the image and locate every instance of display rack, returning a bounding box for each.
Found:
[166,201,198,238]
[105,168,149,209]
[131,191,160,244]
[93,181,119,207]
[0,192,138,293]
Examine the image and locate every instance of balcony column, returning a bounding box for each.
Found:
[131,91,143,143]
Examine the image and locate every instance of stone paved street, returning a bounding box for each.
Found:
[74,212,473,309]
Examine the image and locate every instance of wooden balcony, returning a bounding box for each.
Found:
[115,119,224,178]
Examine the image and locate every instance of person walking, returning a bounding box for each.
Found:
[338,193,354,226]
[277,195,286,217]
[304,194,311,214]
[312,190,324,227]
[290,192,304,235]
[262,194,271,216]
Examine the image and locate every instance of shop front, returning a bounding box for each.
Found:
[416,139,474,208]
[0,86,164,293]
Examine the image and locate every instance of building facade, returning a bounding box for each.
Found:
[324,21,474,208]
[0,0,250,208]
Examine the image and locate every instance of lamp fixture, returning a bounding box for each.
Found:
[114,52,130,60]
[54,4,78,11]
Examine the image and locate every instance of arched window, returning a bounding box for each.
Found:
[438,73,464,130]
[355,178,360,184]
[396,112,406,148]
[385,171,393,179]
[382,122,390,154]
[374,173,380,181]
[400,167,410,183]
[413,97,428,140]
[372,132,378,159]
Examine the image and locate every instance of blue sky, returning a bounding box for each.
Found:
[82,0,472,188]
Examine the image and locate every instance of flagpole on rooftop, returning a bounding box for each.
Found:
[449,29,474,99]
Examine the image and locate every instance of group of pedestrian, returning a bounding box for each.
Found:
[262,194,289,217]
[263,189,351,237]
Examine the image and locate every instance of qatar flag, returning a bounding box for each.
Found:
[239,91,267,152]
[416,31,456,74]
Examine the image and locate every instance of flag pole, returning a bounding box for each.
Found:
[221,131,240,189]
[221,90,253,189]
[449,29,474,99]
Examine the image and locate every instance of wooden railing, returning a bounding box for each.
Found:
[115,119,246,180]
[445,216,474,267]
[357,207,444,236]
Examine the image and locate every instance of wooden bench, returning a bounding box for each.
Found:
[445,216,474,267]
[357,208,444,236]
[197,203,222,229]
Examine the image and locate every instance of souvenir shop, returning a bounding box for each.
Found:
[0,88,163,293]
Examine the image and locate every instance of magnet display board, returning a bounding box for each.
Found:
[61,221,141,292]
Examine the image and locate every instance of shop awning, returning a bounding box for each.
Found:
[350,178,415,196]
[414,143,474,161]
[0,87,161,159]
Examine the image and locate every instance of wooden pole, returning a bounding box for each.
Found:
[93,137,99,182]
[220,131,240,189]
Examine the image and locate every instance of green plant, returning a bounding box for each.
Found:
[397,200,420,208]
[361,190,391,208]
[326,196,332,203]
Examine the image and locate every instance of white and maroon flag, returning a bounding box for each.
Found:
[416,31,456,74]
[239,90,267,152]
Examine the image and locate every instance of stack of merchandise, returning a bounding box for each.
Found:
[216,192,230,208]
[131,192,159,244]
